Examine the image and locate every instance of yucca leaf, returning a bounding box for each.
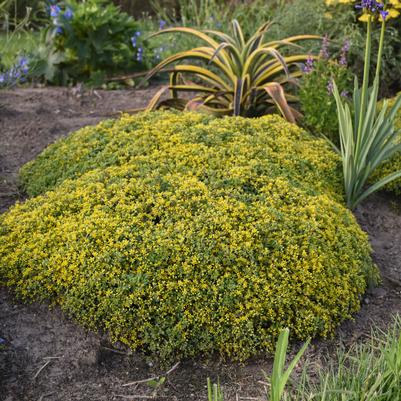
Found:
[169,71,181,98]
[243,47,290,80]
[209,42,242,75]
[264,83,296,123]
[354,168,401,208]
[146,85,169,111]
[169,84,222,94]
[244,21,274,56]
[194,103,233,115]
[203,93,230,107]
[148,26,221,49]
[266,35,321,50]
[203,29,237,46]
[231,19,245,48]
[145,48,234,83]
[233,75,249,116]
[255,55,314,85]
[152,97,189,111]
[171,65,231,90]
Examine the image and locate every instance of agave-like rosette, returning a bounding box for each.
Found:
[145,20,320,121]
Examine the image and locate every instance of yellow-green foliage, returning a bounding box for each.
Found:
[371,95,401,195]
[1,112,377,361]
[19,111,343,199]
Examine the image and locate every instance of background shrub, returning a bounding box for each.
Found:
[30,0,147,85]
[299,59,353,146]
[1,112,377,361]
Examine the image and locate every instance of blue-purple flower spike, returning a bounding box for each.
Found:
[340,39,350,66]
[49,4,61,18]
[320,34,330,60]
[327,79,334,95]
[380,10,389,20]
[355,0,384,13]
[302,55,314,73]
[64,7,73,20]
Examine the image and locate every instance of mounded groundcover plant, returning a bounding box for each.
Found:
[1,111,378,361]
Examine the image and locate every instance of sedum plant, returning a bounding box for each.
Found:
[333,0,401,209]
[7,112,377,361]
[145,20,318,122]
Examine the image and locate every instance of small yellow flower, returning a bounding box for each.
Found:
[389,0,401,9]
[388,8,401,18]
[358,13,371,22]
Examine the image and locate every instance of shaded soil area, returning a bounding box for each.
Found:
[0,88,400,401]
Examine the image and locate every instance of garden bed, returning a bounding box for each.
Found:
[0,87,401,401]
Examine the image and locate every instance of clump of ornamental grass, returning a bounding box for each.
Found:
[333,0,401,209]
[296,316,401,401]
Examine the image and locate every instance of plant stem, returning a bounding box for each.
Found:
[356,15,372,152]
[375,20,386,80]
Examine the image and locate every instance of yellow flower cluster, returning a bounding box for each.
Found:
[325,0,401,21]
[2,112,378,361]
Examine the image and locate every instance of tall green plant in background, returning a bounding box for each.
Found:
[146,20,319,121]
[333,1,401,209]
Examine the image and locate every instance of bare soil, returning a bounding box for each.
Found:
[0,87,400,401]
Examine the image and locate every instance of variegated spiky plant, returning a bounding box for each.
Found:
[145,20,319,122]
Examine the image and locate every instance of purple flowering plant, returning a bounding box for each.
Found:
[0,57,30,89]
[39,0,146,85]
[299,37,353,145]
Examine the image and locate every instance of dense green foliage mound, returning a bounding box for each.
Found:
[2,112,377,361]
[19,112,342,199]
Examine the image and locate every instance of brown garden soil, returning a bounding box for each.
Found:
[0,87,401,401]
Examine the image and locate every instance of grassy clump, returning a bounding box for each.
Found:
[297,317,401,401]
[1,112,377,361]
